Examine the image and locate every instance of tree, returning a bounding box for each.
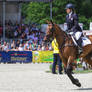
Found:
[22,0,92,29]
[22,2,50,24]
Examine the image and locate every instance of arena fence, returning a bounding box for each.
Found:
[0,51,82,64]
[0,51,53,63]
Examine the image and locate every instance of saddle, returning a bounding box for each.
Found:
[64,32,91,55]
[65,34,83,55]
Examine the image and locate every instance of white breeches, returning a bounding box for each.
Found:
[75,32,82,40]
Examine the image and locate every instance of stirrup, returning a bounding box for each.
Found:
[78,47,83,54]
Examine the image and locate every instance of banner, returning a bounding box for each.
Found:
[0,51,32,63]
[0,51,53,63]
[0,51,9,63]
[8,51,32,63]
[33,51,53,63]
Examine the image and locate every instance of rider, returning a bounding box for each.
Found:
[65,3,83,48]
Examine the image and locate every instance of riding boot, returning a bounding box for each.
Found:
[77,37,83,54]
[77,37,82,48]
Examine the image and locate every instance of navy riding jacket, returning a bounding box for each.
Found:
[66,12,82,33]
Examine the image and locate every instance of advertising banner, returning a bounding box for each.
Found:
[0,51,9,63]
[8,51,32,63]
[0,51,32,63]
[33,51,53,63]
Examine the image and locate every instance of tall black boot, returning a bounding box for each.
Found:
[77,37,83,54]
[77,37,82,48]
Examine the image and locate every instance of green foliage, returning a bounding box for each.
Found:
[22,2,50,24]
[79,16,88,30]
[73,70,92,74]
[22,0,92,29]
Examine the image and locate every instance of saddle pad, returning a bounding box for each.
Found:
[82,37,91,46]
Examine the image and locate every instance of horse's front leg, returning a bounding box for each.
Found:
[66,56,81,87]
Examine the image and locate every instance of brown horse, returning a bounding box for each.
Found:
[44,20,92,87]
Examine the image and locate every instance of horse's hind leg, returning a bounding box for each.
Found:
[83,52,92,66]
[66,56,81,87]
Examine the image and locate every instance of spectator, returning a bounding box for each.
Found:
[14,29,18,38]
[2,41,7,51]
[16,40,20,48]
[24,41,29,51]
[11,40,16,49]
[37,45,41,51]
[31,23,39,32]
[18,44,24,51]
[29,44,32,51]
[51,38,63,74]
[24,25,29,35]
[41,43,45,51]
[6,43,11,52]
[0,42,2,50]
[45,44,49,51]
[49,44,52,51]
[82,61,87,70]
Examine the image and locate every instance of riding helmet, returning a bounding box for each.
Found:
[65,3,75,9]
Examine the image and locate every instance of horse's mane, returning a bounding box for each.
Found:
[54,24,68,38]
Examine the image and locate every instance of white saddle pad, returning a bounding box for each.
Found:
[82,37,91,46]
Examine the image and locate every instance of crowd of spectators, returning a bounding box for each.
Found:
[0,20,52,51]
[4,20,44,40]
[0,39,52,51]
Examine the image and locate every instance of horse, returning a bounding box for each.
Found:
[44,20,92,87]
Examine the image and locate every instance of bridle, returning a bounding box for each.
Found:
[45,23,55,42]
[46,22,75,50]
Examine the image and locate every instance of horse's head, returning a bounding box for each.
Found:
[44,20,55,43]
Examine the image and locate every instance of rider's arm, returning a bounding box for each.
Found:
[71,14,79,32]
[65,15,69,32]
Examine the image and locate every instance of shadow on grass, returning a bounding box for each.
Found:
[45,70,51,73]
[74,88,92,91]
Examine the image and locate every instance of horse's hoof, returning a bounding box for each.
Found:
[75,82,81,87]
[73,79,81,87]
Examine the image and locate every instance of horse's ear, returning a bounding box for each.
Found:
[50,20,53,24]
[46,20,50,24]
[50,20,55,26]
[46,20,54,25]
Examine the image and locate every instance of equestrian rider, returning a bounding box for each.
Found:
[65,3,83,48]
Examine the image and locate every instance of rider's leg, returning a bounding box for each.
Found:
[75,32,83,48]
[77,37,82,48]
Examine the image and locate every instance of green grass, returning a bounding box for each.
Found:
[73,69,92,74]
[46,69,92,74]
[48,64,92,74]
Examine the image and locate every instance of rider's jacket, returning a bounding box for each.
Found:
[66,12,82,33]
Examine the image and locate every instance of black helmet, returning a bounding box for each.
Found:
[65,3,74,9]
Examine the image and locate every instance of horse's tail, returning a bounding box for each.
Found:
[80,44,92,58]
[83,51,92,66]
[80,44,92,66]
